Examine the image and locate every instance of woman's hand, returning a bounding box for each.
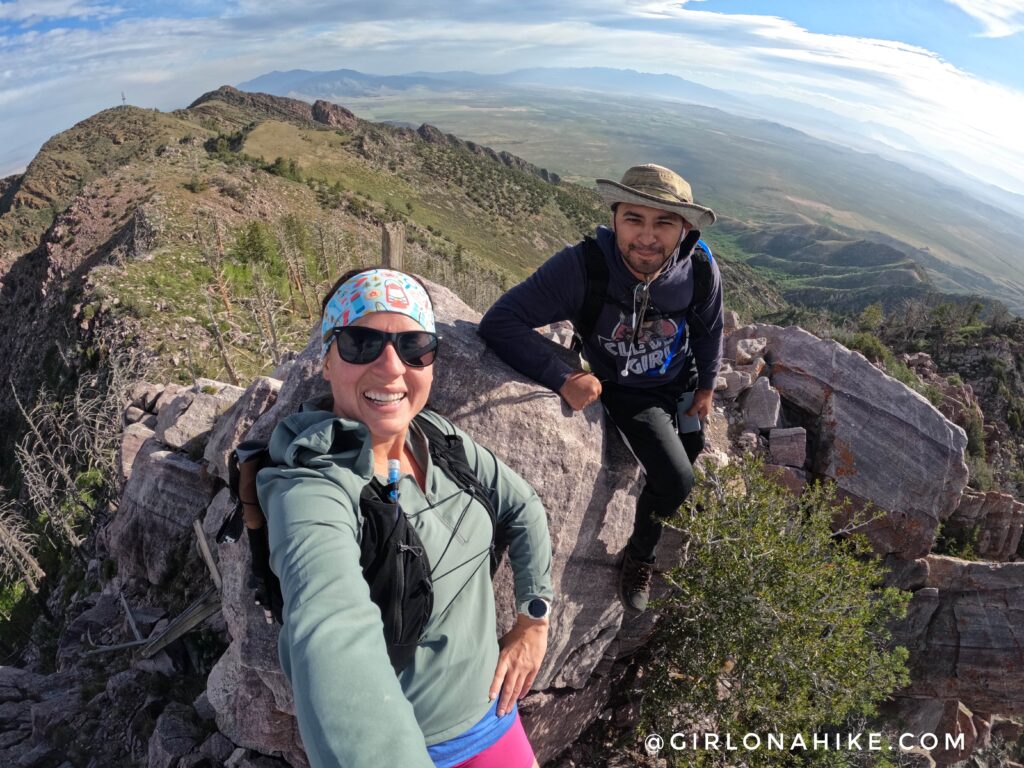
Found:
[489,614,549,716]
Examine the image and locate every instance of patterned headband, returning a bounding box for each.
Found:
[321,269,436,359]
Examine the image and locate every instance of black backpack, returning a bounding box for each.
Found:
[572,230,715,349]
[216,412,502,674]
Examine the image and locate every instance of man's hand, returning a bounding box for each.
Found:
[489,615,549,716]
[559,371,602,411]
[684,388,714,421]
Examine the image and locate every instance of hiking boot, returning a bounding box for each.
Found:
[619,552,655,614]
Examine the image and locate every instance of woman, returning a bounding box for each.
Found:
[257,267,554,768]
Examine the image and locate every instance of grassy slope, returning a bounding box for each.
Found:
[0,107,207,255]
[1,90,788,389]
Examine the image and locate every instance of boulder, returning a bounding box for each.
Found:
[892,699,976,766]
[119,422,155,482]
[153,384,186,414]
[733,324,969,559]
[740,376,781,431]
[892,556,1024,717]
[155,382,244,454]
[129,381,164,412]
[204,376,282,483]
[946,490,1024,562]
[124,405,147,424]
[55,592,120,671]
[148,702,202,768]
[732,337,767,365]
[719,370,753,399]
[734,356,766,378]
[209,279,644,763]
[769,427,807,468]
[722,309,740,334]
[104,441,214,586]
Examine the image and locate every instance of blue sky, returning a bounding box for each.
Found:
[1,0,1023,199]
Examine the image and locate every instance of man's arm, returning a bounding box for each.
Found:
[479,243,587,394]
[690,254,725,392]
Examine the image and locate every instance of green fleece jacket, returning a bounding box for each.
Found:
[256,407,554,768]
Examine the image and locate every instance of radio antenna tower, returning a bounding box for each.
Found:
[121,91,127,107]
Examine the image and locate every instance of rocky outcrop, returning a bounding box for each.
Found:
[310,99,358,129]
[946,490,1024,562]
[730,324,969,559]
[154,379,244,454]
[104,439,215,586]
[769,426,807,468]
[188,86,339,129]
[415,123,561,184]
[204,376,282,482]
[891,556,1024,717]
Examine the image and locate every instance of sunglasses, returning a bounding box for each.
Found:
[326,326,440,367]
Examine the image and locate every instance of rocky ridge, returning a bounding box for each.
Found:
[4,291,1023,767]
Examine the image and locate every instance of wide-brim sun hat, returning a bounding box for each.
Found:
[596,163,716,230]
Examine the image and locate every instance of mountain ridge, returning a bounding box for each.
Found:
[240,67,1024,313]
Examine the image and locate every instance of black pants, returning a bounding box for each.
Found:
[601,375,704,563]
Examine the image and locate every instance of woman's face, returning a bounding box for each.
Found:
[322,312,434,442]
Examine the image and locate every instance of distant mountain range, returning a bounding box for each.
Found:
[238,66,1024,224]
[239,66,748,111]
[237,66,1024,314]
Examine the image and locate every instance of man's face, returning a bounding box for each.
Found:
[613,203,689,279]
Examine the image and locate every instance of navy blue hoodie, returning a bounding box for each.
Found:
[479,225,724,393]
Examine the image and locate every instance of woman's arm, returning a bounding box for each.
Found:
[420,413,555,715]
[259,466,434,768]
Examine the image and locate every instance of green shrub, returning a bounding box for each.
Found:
[857,303,884,333]
[967,456,996,491]
[644,457,910,767]
[962,410,986,458]
[933,522,979,560]
[841,332,887,363]
[184,175,207,194]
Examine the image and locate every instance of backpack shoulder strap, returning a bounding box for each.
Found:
[686,238,715,340]
[692,239,713,307]
[218,440,271,544]
[573,236,609,348]
[413,412,503,570]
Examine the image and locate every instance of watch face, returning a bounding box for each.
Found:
[528,598,548,619]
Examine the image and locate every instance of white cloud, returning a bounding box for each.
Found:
[0,1,1022,198]
[942,0,1024,37]
[0,0,124,23]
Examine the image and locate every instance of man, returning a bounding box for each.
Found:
[479,164,723,614]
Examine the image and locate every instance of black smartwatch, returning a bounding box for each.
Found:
[524,598,551,620]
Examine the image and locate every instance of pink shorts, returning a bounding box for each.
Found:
[452,712,535,768]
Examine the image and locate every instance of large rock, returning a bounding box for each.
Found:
[148,702,203,768]
[892,556,1024,717]
[732,324,969,559]
[119,422,155,482]
[719,369,753,399]
[769,427,807,468]
[946,490,1024,562]
[104,441,214,586]
[210,279,644,763]
[740,375,781,431]
[732,337,767,365]
[155,381,245,454]
[891,698,976,766]
[204,376,282,483]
